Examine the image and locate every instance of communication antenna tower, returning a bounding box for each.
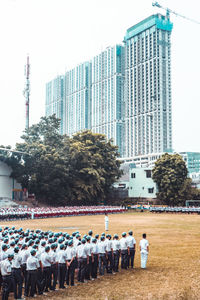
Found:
[23,55,30,130]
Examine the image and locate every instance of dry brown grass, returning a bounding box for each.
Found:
[3,212,200,300]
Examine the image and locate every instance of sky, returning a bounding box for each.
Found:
[0,0,200,152]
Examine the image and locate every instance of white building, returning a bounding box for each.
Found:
[0,161,22,199]
[129,167,157,198]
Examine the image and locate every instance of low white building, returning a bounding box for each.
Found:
[0,161,22,200]
[129,167,157,199]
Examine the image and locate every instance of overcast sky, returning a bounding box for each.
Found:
[0,0,199,152]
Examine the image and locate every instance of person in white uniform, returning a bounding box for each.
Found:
[139,233,149,269]
[105,213,109,231]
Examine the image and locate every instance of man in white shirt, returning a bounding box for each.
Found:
[105,213,109,231]
[139,233,149,269]
[1,254,14,300]
[105,235,113,274]
[120,232,129,270]
[98,236,107,275]
[91,238,99,279]
[77,239,89,283]
[112,234,120,272]
[12,246,23,300]
[41,246,52,292]
[25,249,38,298]
[57,244,67,288]
[127,230,136,268]
[66,240,75,286]
[49,243,58,291]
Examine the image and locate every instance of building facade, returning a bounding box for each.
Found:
[129,167,157,198]
[91,45,124,155]
[45,75,64,135]
[64,62,92,136]
[124,14,173,157]
[0,161,22,200]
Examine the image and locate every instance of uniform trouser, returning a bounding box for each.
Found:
[36,267,43,294]
[21,263,27,288]
[25,270,37,297]
[78,258,87,282]
[2,275,12,300]
[0,273,2,290]
[85,256,92,280]
[42,266,51,292]
[91,254,98,278]
[12,268,23,299]
[50,264,58,290]
[66,260,75,286]
[58,263,66,288]
[113,251,120,272]
[141,251,148,268]
[121,250,128,269]
[128,248,135,268]
[105,222,109,231]
[99,254,107,275]
[106,251,113,273]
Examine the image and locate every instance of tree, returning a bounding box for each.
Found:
[6,116,122,206]
[68,130,122,205]
[9,115,72,205]
[152,153,190,206]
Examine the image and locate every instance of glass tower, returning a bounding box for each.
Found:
[124,14,173,157]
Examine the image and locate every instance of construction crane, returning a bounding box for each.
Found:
[152,1,200,24]
[23,55,30,130]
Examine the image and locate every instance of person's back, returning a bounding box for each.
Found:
[139,233,149,269]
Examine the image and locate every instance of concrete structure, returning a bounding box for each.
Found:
[0,161,22,200]
[124,14,173,157]
[129,167,157,198]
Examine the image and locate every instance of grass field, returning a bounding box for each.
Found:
[2,212,200,300]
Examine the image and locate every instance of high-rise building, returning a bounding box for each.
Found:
[45,75,64,135]
[91,45,124,155]
[45,14,173,158]
[63,62,92,136]
[124,14,173,157]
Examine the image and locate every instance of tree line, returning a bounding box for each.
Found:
[0,115,122,206]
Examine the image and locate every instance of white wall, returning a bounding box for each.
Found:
[129,168,157,198]
[0,161,21,199]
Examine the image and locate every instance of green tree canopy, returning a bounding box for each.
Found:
[152,153,190,206]
[6,115,122,206]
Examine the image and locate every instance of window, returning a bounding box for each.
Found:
[145,170,152,178]
[148,188,154,193]
[131,173,136,178]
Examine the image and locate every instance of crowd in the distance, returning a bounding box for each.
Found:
[150,206,200,214]
[0,225,149,300]
[0,206,126,221]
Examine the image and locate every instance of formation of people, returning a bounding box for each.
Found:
[150,206,200,214]
[0,225,149,299]
[0,206,126,221]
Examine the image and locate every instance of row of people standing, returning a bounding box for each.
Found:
[0,227,149,299]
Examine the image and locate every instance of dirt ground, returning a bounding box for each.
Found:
[2,212,200,300]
